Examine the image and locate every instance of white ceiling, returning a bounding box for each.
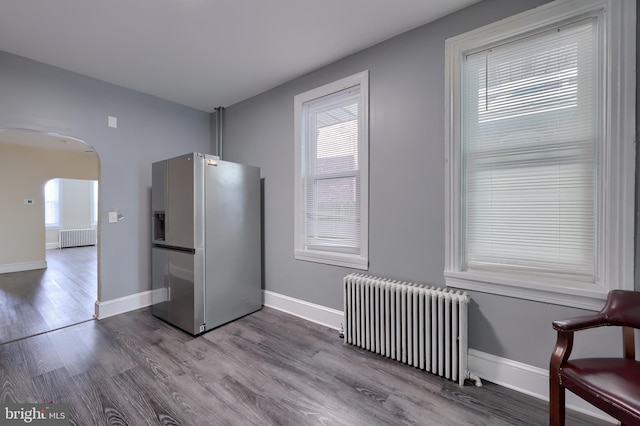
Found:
[0,0,478,113]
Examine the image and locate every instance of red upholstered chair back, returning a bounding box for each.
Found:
[550,289,640,425]
[601,290,640,329]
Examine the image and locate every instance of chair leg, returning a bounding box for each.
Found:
[549,375,565,426]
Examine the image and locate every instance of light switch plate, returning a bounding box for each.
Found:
[108,211,118,223]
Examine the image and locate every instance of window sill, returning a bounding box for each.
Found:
[295,249,368,270]
[444,270,608,311]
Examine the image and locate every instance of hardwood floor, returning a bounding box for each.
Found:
[0,246,96,344]
[0,306,607,425]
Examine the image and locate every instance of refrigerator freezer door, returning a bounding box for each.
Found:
[204,161,262,330]
[151,246,205,335]
[164,154,203,250]
[151,160,168,215]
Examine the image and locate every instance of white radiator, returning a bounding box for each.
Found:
[58,228,97,248]
[343,273,481,386]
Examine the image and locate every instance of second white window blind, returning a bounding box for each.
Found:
[303,86,361,253]
[462,19,598,281]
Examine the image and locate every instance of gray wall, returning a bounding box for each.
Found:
[222,0,632,368]
[0,51,211,301]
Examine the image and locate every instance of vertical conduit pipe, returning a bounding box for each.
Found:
[214,107,219,158]
[214,106,225,160]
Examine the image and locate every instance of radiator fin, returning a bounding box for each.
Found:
[59,228,97,249]
[343,273,477,386]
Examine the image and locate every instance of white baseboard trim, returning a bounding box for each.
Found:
[95,290,153,320]
[262,290,343,331]
[46,243,59,250]
[0,260,47,274]
[468,349,616,424]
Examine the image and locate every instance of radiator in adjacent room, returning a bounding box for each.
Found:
[59,228,97,248]
[343,273,481,386]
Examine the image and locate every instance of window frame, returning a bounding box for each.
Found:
[294,71,369,270]
[444,0,635,311]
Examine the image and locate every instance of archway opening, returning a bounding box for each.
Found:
[0,129,99,344]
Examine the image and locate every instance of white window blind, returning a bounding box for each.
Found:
[303,87,361,253]
[462,19,597,281]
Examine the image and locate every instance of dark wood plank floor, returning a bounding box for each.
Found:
[0,246,96,344]
[0,306,608,425]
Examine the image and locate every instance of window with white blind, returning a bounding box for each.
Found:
[44,178,61,228]
[294,71,369,269]
[444,0,635,310]
[91,180,98,226]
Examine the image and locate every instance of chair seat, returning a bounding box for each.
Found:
[561,358,640,423]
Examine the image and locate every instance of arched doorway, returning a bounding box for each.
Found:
[0,129,99,343]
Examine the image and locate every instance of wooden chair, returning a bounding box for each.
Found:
[549,290,640,426]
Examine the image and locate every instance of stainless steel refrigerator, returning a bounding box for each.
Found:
[151,152,261,335]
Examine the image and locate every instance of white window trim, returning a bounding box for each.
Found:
[444,0,635,311]
[294,71,369,270]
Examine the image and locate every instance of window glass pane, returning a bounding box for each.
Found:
[305,176,360,251]
[92,180,98,225]
[314,102,359,175]
[44,178,60,226]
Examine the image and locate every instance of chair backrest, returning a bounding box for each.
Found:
[601,290,640,328]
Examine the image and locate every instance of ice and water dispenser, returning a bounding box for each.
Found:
[154,212,166,241]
